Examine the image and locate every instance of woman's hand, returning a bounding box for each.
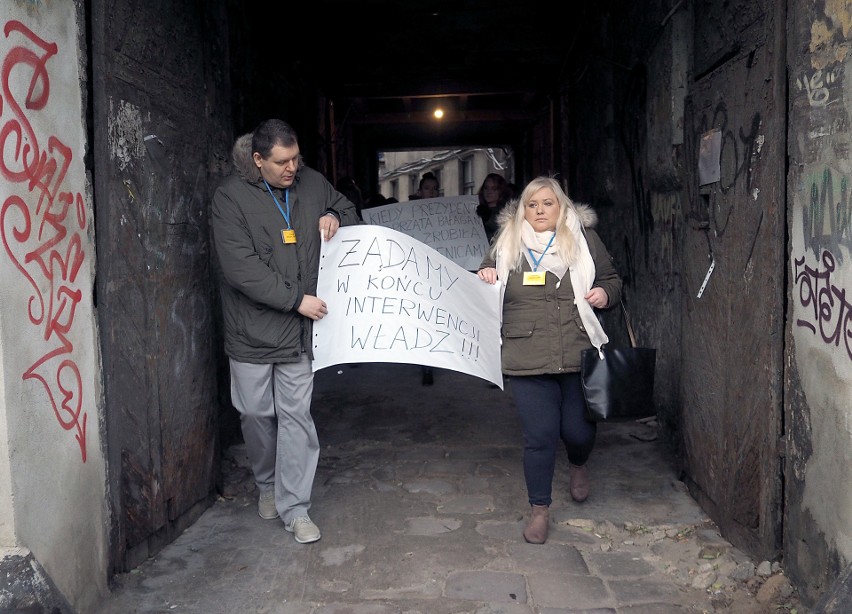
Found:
[584,287,608,308]
[478,267,498,284]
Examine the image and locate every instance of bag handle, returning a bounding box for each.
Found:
[620,300,638,349]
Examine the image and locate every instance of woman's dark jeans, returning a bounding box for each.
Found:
[510,372,596,506]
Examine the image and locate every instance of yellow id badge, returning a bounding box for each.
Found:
[523,271,546,285]
[281,229,297,244]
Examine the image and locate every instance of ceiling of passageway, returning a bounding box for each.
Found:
[250,0,600,147]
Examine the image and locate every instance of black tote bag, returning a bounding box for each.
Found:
[580,301,656,422]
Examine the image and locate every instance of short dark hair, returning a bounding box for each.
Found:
[419,171,439,189]
[252,119,298,158]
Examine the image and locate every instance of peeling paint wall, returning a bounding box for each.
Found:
[0,0,108,611]
[787,0,852,602]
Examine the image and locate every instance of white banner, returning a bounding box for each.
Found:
[362,196,489,271]
[313,225,503,388]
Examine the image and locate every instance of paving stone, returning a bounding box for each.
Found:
[319,544,366,566]
[403,517,463,535]
[460,476,492,492]
[314,604,399,613]
[476,520,527,541]
[527,573,612,609]
[547,523,602,546]
[539,609,615,614]
[472,604,535,614]
[437,495,494,514]
[445,570,528,603]
[402,478,458,496]
[508,542,589,574]
[395,446,447,461]
[424,459,477,475]
[606,579,682,603]
[584,551,657,577]
[618,604,691,613]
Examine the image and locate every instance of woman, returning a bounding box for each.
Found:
[475,173,513,242]
[412,171,440,200]
[477,176,622,544]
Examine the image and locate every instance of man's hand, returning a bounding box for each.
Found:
[319,213,340,241]
[298,294,328,320]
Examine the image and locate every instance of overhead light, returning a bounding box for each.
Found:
[433,108,444,119]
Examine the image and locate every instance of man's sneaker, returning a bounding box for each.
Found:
[257,489,278,520]
[285,516,321,543]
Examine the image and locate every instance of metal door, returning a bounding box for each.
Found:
[680,0,785,558]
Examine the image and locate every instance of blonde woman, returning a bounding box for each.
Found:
[477,176,622,544]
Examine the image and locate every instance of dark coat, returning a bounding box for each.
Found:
[211,139,360,363]
[480,205,622,376]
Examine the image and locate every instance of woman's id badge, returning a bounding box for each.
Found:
[523,271,546,285]
[281,229,297,244]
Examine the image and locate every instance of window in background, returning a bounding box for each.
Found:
[377,148,514,200]
[461,156,474,194]
[432,169,443,196]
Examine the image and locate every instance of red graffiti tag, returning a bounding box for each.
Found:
[1,20,88,461]
[794,249,852,362]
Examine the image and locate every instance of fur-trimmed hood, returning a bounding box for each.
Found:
[495,198,598,230]
[490,195,602,302]
[231,133,258,181]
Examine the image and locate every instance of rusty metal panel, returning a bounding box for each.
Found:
[92,0,230,572]
[680,2,784,560]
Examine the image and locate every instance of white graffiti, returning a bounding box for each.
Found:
[795,69,837,107]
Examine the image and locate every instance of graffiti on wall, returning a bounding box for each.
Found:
[0,20,88,461]
[801,167,852,261]
[794,249,852,362]
[702,102,762,200]
[795,69,838,108]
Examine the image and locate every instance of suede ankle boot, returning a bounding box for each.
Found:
[569,463,590,502]
[523,504,550,544]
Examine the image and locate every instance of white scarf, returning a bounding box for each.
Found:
[521,221,568,280]
[497,209,609,352]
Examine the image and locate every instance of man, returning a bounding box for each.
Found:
[211,119,360,543]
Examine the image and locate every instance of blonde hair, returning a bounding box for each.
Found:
[491,176,581,271]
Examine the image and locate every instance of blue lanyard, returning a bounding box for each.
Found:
[263,179,291,229]
[527,233,555,272]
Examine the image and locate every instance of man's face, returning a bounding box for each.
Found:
[254,144,300,189]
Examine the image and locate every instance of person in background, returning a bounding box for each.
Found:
[336,175,364,220]
[410,171,440,384]
[363,193,388,209]
[211,119,360,544]
[476,176,622,545]
[476,173,513,242]
[412,171,440,200]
